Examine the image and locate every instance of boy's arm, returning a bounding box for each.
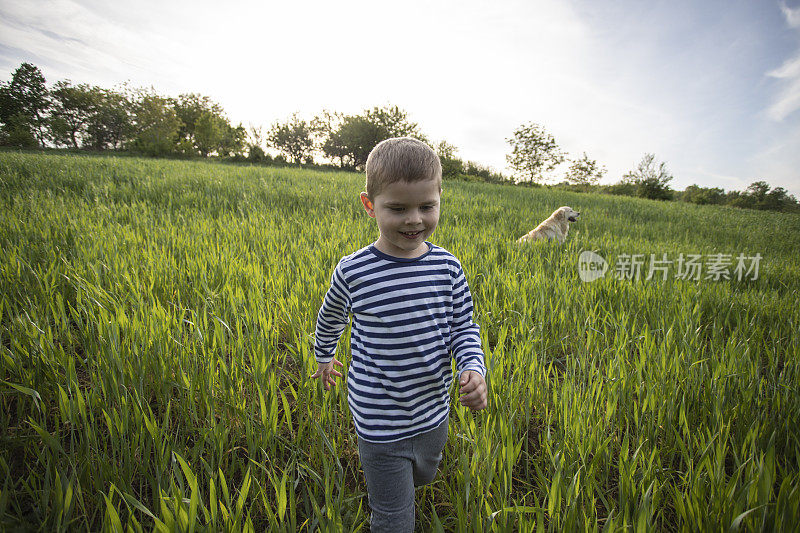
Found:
[450,263,486,379]
[312,263,351,385]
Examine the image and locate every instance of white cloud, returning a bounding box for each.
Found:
[766,3,800,121]
[0,0,197,91]
[781,1,800,28]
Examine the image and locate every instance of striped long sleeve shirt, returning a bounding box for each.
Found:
[314,242,486,443]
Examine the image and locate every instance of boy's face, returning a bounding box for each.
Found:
[361,178,441,259]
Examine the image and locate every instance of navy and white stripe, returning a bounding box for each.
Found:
[314,242,486,443]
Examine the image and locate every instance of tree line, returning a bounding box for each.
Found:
[0,62,504,183]
[505,122,800,213]
[2,62,796,212]
[0,63,246,158]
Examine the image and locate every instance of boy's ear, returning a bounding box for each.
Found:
[360,192,375,218]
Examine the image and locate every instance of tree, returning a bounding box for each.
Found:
[435,140,463,178]
[49,80,97,148]
[194,111,225,156]
[317,105,425,170]
[315,112,350,168]
[726,190,755,210]
[172,93,228,155]
[363,105,425,140]
[326,115,384,169]
[311,109,344,161]
[565,152,606,186]
[505,122,565,183]
[764,186,797,211]
[130,90,182,156]
[732,181,799,212]
[0,113,38,147]
[85,88,132,150]
[624,153,674,200]
[246,125,267,162]
[219,123,245,158]
[746,181,770,203]
[268,113,314,164]
[0,62,50,147]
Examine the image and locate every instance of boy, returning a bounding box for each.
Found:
[311,137,488,532]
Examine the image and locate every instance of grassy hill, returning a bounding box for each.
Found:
[1,152,798,530]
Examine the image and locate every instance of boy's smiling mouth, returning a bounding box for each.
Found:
[400,230,422,239]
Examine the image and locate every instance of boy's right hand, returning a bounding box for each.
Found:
[311,358,344,391]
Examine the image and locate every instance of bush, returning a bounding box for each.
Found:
[247,145,266,163]
[464,161,507,184]
[636,177,674,200]
[624,154,674,200]
[441,157,463,179]
[552,181,601,194]
[683,184,725,205]
[602,181,637,197]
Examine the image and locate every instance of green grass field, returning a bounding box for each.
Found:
[1,152,799,531]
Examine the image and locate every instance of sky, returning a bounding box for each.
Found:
[2,0,799,196]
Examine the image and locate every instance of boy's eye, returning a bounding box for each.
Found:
[390,207,404,212]
[421,205,434,211]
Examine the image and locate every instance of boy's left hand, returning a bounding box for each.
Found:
[459,370,487,411]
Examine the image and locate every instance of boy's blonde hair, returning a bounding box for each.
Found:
[365,137,442,199]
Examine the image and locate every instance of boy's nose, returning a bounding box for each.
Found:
[405,210,423,224]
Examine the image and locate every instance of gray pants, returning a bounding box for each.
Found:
[357,419,449,533]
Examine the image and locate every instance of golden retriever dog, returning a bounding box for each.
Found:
[517,206,580,244]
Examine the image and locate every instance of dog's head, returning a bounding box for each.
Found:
[556,206,581,223]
